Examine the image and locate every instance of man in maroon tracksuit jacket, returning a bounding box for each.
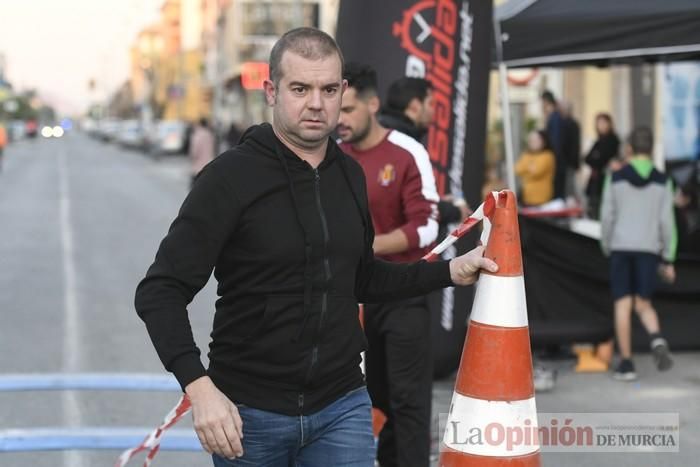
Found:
[337,63,439,467]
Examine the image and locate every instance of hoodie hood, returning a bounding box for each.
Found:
[630,156,654,179]
[378,109,425,141]
[620,156,658,187]
[240,122,338,168]
[239,123,288,162]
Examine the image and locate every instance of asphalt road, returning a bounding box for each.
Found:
[0,133,213,467]
[0,132,696,467]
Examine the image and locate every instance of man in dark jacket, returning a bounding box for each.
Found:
[542,90,566,199]
[338,63,439,467]
[561,101,582,200]
[379,77,434,142]
[135,28,497,467]
[542,91,582,201]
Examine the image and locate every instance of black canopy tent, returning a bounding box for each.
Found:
[493,0,700,352]
[496,0,700,69]
[493,0,700,189]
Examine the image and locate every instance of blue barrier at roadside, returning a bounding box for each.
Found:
[0,373,191,453]
[0,373,180,392]
[0,428,200,452]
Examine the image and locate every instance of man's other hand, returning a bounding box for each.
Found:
[186,376,244,460]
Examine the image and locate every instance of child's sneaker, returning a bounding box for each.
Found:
[651,337,673,371]
[613,359,637,381]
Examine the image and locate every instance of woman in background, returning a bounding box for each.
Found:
[516,130,556,206]
[585,113,620,218]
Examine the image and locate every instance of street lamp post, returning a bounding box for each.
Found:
[213,1,226,138]
[139,33,164,141]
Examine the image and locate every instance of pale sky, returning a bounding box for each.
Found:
[0,0,163,115]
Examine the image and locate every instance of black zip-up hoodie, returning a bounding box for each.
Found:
[135,123,453,415]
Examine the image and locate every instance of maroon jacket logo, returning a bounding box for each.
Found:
[378,164,397,187]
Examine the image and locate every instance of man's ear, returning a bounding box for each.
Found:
[263,79,276,106]
[368,94,381,114]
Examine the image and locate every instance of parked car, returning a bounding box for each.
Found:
[96,119,120,142]
[151,120,189,155]
[7,120,25,141]
[25,119,38,138]
[116,120,148,149]
[81,118,99,137]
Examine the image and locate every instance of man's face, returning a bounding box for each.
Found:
[337,87,377,145]
[264,51,346,150]
[415,89,435,129]
[542,100,554,116]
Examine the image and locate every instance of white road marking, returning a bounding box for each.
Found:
[58,147,86,467]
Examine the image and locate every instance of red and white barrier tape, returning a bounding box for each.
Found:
[422,192,497,262]
[114,394,192,467]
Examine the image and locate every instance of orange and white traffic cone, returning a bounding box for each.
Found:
[439,191,541,466]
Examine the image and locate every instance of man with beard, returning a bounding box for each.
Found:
[337,62,439,467]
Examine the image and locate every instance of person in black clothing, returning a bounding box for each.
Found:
[542,90,569,200]
[380,77,470,225]
[561,101,582,200]
[225,121,243,149]
[379,77,434,141]
[134,27,498,467]
[585,113,620,218]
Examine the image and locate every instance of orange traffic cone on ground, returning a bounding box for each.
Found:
[439,191,541,466]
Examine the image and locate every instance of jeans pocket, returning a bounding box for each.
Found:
[212,453,236,466]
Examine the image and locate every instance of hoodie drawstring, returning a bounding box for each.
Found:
[273,143,314,342]
[338,156,371,252]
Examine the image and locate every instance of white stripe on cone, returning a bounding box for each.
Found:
[470,274,528,328]
[443,393,539,457]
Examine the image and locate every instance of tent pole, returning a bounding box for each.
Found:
[494,18,517,192]
[498,62,517,192]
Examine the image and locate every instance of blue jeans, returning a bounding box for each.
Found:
[212,387,375,467]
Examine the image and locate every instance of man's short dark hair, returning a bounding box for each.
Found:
[384,77,433,113]
[628,126,654,155]
[343,62,378,98]
[541,90,557,105]
[269,27,344,84]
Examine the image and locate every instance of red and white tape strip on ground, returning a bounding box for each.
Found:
[114,394,192,467]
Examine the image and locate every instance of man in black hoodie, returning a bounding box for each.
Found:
[135,27,497,467]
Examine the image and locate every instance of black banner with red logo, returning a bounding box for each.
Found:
[336,0,493,378]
